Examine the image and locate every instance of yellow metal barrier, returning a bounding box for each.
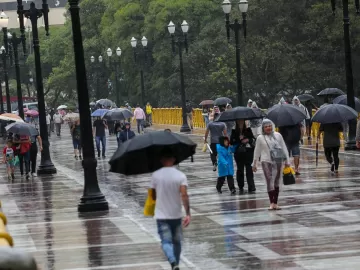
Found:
[0,202,13,247]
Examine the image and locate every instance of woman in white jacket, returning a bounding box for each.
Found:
[252,119,290,210]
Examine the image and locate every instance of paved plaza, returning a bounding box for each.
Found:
[2,128,360,269]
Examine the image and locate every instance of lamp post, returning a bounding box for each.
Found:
[0,78,3,113]
[131,36,148,107]
[24,1,56,174]
[222,0,248,106]
[68,0,109,212]
[106,47,122,106]
[8,32,25,119]
[0,11,11,113]
[90,55,103,100]
[331,0,358,150]
[167,20,191,133]
[17,0,28,58]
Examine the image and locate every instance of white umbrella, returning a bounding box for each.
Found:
[57,105,68,110]
[0,115,24,122]
[63,112,80,121]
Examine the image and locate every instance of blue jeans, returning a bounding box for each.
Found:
[203,115,209,127]
[157,219,182,265]
[95,136,106,156]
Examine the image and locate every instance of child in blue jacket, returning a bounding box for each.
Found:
[216,136,236,195]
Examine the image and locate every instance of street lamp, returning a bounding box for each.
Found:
[330,0,359,150]
[167,20,191,133]
[0,11,11,113]
[90,55,104,100]
[16,0,28,57]
[24,2,56,175]
[222,0,248,106]
[131,36,149,107]
[106,47,122,106]
[68,0,109,212]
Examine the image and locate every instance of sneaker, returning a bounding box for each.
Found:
[79,155,82,160]
[26,174,30,180]
[308,136,311,140]
[239,189,245,195]
[213,164,217,171]
[11,173,14,179]
[331,164,335,174]
[75,155,78,160]
[248,189,256,194]
[216,188,222,194]
[8,174,12,181]
[102,155,106,159]
[295,171,301,176]
[300,139,304,145]
[231,189,236,195]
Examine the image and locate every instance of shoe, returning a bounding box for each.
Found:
[248,189,256,194]
[97,153,100,158]
[11,173,14,180]
[213,164,217,171]
[331,163,335,174]
[102,155,106,159]
[26,174,30,180]
[171,263,180,270]
[231,189,236,195]
[295,171,301,176]
[75,155,78,160]
[79,155,82,160]
[239,189,245,195]
[216,188,222,194]
[300,139,304,145]
[8,175,12,181]
[308,136,311,140]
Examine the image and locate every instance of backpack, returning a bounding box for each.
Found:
[20,142,31,154]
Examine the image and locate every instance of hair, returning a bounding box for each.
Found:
[235,120,247,131]
[160,147,175,162]
[136,104,140,107]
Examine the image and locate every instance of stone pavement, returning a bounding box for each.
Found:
[1,126,360,269]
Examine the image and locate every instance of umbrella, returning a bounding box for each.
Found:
[214,97,232,106]
[333,95,360,112]
[90,102,96,106]
[63,112,80,121]
[216,106,264,122]
[312,104,358,124]
[25,110,39,117]
[0,113,24,123]
[96,99,114,108]
[109,131,197,175]
[266,104,307,127]
[199,100,214,106]
[57,105,68,110]
[317,88,345,96]
[91,109,109,117]
[297,94,314,102]
[102,108,133,121]
[5,122,39,137]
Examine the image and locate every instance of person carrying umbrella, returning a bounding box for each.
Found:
[201,105,210,127]
[247,99,253,107]
[3,139,17,180]
[13,134,31,179]
[119,122,135,144]
[71,119,82,160]
[93,117,108,158]
[292,96,310,144]
[225,104,235,138]
[53,111,63,136]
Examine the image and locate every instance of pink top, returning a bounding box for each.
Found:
[133,107,146,120]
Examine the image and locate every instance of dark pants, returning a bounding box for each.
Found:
[210,143,218,165]
[324,146,340,170]
[217,175,235,192]
[234,151,256,191]
[30,143,38,174]
[19,151,30,175]
[136,119,143,134]
[55,123,61,136]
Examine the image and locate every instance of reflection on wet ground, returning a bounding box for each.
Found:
[1,127,360,269]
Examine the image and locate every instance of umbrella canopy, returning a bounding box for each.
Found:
[317,88,345,96]
[0,113,24,123]
[63,112,80,121]
[214,97,232,106]
[102,108,133,121]
[91,109,109,117]
[25,110,39,117]
[333,95,360,112]
[5,122,39,137]
[266,104,307,127]
[57,105,68,110]
[96,99,114,108]
[90,102,96,106]
[297,94,314,102]
[199,100,214,106]
[109,131,197,175]
[216,106,264,122]
[312,104,358,124]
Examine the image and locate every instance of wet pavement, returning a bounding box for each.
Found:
[1,127,360,269]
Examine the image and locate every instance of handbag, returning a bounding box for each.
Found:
[264,135,286,163]
[283,172,296,185]
[143,189,156,217]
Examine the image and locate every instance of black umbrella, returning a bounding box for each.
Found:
[199,100,214,106]
[297,94,314,102]
[317,88,345,96]
[216,106,264,122]
[333,95,360,112]
[109,131,197,175]
[214,97,232,106]
[312,104,357,124]
[5,122,39,137]
[96,99,114,108]
[266,104,307,127]
[102,108,133,121]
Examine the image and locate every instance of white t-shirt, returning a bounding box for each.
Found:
[46,114,51,125]
[151,167,188,219]
[54,114,62,124]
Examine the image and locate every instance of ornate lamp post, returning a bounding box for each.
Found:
[167,20,191,133]
[90,55,103,100]
[0,11,11,113]
[17,0,28,58]
[68,0,108,212]
[24,1,56,174]
[131,36,148,107]
[331,0,359,150]
[222,0,248,106]
[106,47,122,106]
[0,77,3,113]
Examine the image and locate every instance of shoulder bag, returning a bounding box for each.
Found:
[264,135,286,163]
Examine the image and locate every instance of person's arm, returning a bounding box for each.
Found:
[2,149,6,163]
[252,136,262,171]
[356,121,360,148]
[180,177,190,227]
[37,136,43,151]
[204,127,210,143]
[103,120,108,129]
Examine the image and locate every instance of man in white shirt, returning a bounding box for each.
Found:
[53,111,63,136]
[46,112,51,137]
[151,148,191,270]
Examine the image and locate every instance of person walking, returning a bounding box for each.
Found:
[185,100,194,130]
[133,104,146,134]
[319,122,342,174]
[71,119,82,160]
[278,124,302,175]
[225,104,235,139]
[46,112,51,138]
[216,136,236,195]
[252,119,290,210]
[292,96,310,144]
[13,134,32,179]
[49,108,55,133]
[204,112,227,171]
[304,100,317,140]
[53,111,63,136]
[201,105,210,127]
[125,103,132,122]
[29,133,43,177]
[150,148,191,270]
[93,117,108,158]
[3,139,16,180]
[249,102,263,138]
[119,122,135,143]
[230,119,256,194]
[146,102,153,126]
